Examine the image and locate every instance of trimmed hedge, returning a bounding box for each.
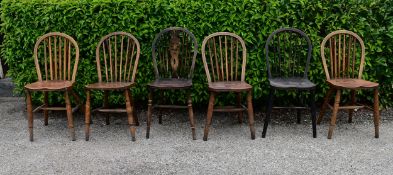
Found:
[2,0,393,107]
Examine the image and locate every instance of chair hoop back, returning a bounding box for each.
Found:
[95,32,141,83]
[320,30,365,80]
[265,28,313,79]
[201,32,247,83]
[33,32,80,82]
[151,27,198,80]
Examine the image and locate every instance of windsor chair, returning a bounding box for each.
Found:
[25,32,82,141]
[85,32,140,141]
[201,32,255,141]
[146,27,198,140]
[262,28,317,138]
[318,30,379,139]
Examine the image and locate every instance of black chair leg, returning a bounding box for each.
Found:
[309,90,317,138]
[262,88,274,138]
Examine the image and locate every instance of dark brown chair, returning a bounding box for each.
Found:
[318,30,380,139]
[262,28,317,138]
[85,32,140,141]
[201,32,255,141]
[25,32,82,141]
[146,27,198,140]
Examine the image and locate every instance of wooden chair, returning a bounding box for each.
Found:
[201,32,255,141]
[25,32,82,141]
[262,28,317,138]
[318,30,380,139]
[146,27,198,140]
[85,32,140,141]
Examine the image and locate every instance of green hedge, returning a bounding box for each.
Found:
[2,0,393,107]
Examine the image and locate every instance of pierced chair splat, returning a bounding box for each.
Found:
[146,27,198,140]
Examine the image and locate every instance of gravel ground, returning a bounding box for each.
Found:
[1,96,393,174]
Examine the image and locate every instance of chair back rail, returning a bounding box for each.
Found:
[201,32,247,83]
[265,28,312,79]
[152,27,198,80]
[95,32,141,83]
[34,32,80,82]
[321,30,365,80]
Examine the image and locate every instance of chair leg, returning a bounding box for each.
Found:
[146,89,153,139]
[65,90,76,141]
[104,91,110,125]
[129,92,139,126]
[158,91,163,124]
[72,90,84,114]
[328,89,341,139]
[373,88,380,138]
[125,89,136,141]
[317,88,333,124]
[247,90,256,140]
[296,109,301,124]
[26,90,34,142]
[348,90,356,123]
[309,90,317,138]
[262,89,274,138]
[43,91,49,126]
[85,90,91,141]
[187,91,196,140]
[203,92,215,141]
[237,92,243,124]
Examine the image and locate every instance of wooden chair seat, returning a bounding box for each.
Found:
[25,80,73,91]
[327,79,378,89]
[86,82,134,90]
[269,78,316,89]
[208,81,252,92]
[148,78,192,89]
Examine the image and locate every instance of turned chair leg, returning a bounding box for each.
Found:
[125,89,136,141]
[296,109,301,124]
[104,91,110,125]
[85,90,91,141]
[309,90,317,138]
[328,90,341,139]
[237,92,243,124]
[146,89,153,139]
[187,91,196,140]
[373,88,380,138]
[317,88,333,124]
[348,90,356,123]
[262,89,274,138]
[65,90,76,141]
[158,91,163,124]
[43,91,49,126]
[247,90,256,140]
[26,90,34,142]
[203,92,215,141]
[129,93,139,126]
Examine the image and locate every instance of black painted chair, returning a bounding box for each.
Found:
[262,28,317,138]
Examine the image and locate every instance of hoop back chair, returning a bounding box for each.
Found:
[85,32,140,141]
[262,28,317,138]
[318,30,379,139]
[201,32,255,141]
[25,32,82,141]
[146,27,198,140]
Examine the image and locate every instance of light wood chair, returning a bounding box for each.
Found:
[25,32,82,141]
[85,32,140,141]
[201,32,255,141]
[318,30,380,139]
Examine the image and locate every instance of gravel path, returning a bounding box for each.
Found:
[1,96,393,174]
